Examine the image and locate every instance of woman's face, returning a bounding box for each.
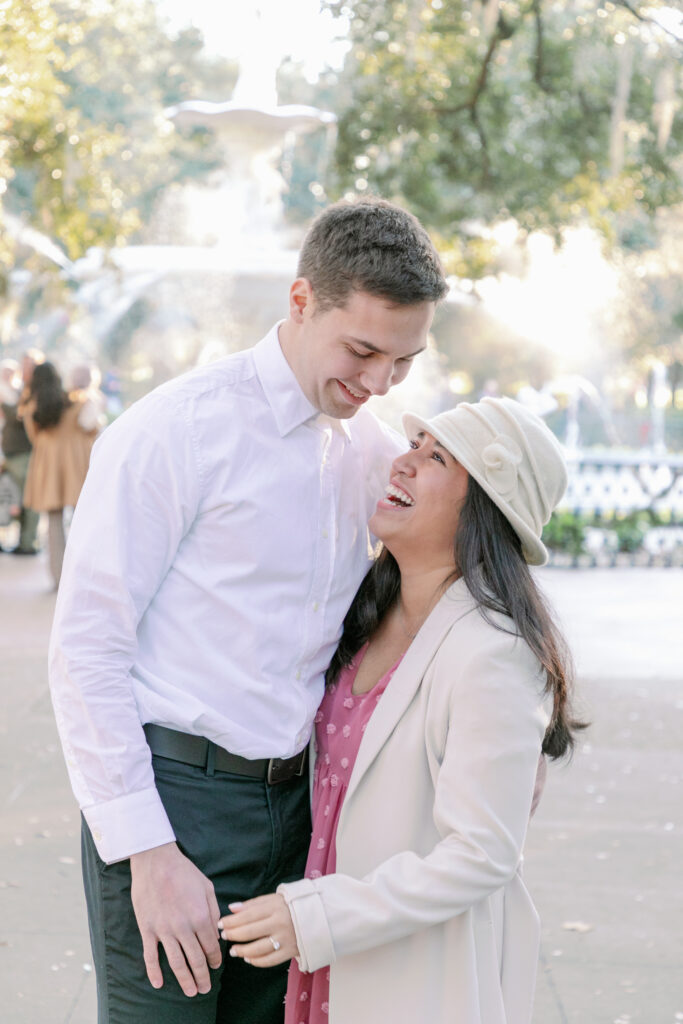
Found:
[369,431,469,567]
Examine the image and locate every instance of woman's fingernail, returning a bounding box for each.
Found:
[244,958,251,965]
[228,902,244,911]
[229,947,237,957]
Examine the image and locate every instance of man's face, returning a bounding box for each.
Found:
[294,287,435,419]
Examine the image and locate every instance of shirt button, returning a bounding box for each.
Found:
[295,670,301,680]
[93,829,102,841]
[312,601,319,612]
[322,529,328,539]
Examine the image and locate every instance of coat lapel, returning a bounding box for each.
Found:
[341,578,477,810]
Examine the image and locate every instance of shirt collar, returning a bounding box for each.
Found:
[316,414,352,441]
[253,323,351,441]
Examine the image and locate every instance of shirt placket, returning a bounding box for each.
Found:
[297,421,339,683]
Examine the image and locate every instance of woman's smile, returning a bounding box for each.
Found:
[375,481,415,512]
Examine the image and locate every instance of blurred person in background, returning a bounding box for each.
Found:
[0,359,22,538]
[0,357,19,398]
[0,351,42,554]
[68,363,108,431]
[19,361,98,587]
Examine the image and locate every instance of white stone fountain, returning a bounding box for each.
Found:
[67,33,336,387]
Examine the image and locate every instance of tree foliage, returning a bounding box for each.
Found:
[0,0,237,268]
[323,0,683,276]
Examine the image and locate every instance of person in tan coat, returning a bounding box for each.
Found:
[220,396,585,1024]
[20,361,98,586]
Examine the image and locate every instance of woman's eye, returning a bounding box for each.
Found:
[350,348,371,359]
[409,439,419,450]
[432,451,445,464]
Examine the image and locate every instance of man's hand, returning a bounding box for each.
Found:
[130,842,222,996]
[219,893,298,967]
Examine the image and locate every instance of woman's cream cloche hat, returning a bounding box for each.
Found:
[402,396,568,566]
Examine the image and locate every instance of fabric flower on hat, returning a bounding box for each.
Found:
[482,435,522,500]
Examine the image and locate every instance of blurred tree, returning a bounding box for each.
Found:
[323,0,682,277]
[0,0,237,270]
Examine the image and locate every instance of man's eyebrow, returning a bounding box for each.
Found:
[346,336,426,359]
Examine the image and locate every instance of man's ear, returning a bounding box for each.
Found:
[289,278,314,324]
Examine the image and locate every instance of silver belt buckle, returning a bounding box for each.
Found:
[267,748,307,785]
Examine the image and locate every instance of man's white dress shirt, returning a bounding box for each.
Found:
[49,325,404,863]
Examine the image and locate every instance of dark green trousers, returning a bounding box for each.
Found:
[82,753,311,1024]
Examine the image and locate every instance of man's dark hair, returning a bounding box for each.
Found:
[297,197,448,312]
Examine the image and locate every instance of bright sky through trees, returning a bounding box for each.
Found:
[158,0,350,85]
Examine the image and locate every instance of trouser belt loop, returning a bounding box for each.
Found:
[205,741,216,777]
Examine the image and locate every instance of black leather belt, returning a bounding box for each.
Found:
[144,723,308,785]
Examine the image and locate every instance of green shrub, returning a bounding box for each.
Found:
[611,512,652,552]
[543,511,588,557]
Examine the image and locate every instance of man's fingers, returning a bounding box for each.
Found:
[202,889,223,969]
[161,936,201,998]
[182,933,214,995]
[196,914,223,970]
[141,932,164,990]
[130,845,228,996]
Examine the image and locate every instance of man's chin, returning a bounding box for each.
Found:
[334,404,360,419]
[320,392,361,419]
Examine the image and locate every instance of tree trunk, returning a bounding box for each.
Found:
[609,42,634,177]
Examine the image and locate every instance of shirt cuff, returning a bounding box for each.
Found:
[82,787,176,864]
[277,878,336,973]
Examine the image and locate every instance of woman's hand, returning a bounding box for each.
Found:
[219,893,298,967]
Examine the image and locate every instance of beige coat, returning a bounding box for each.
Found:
[280,578,549,1024]
[22,397,97,512]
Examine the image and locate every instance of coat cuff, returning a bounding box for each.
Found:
[82,787,176,864]
[277,878,337,973]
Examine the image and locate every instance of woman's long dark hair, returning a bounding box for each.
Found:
[327,476,586,759]
[30,362,69,429]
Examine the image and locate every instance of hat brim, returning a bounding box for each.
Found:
[402,412,548,566]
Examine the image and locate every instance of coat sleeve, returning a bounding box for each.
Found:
[278,628,548,973]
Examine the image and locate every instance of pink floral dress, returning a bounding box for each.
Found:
[284,643,403,1024]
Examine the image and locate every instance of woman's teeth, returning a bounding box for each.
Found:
[385,484,414,507]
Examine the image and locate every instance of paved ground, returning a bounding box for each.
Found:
[1,548,682,1023]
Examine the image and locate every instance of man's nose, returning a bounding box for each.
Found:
[361,360,394,396]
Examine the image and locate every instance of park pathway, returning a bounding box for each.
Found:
[1,551,682,1023]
